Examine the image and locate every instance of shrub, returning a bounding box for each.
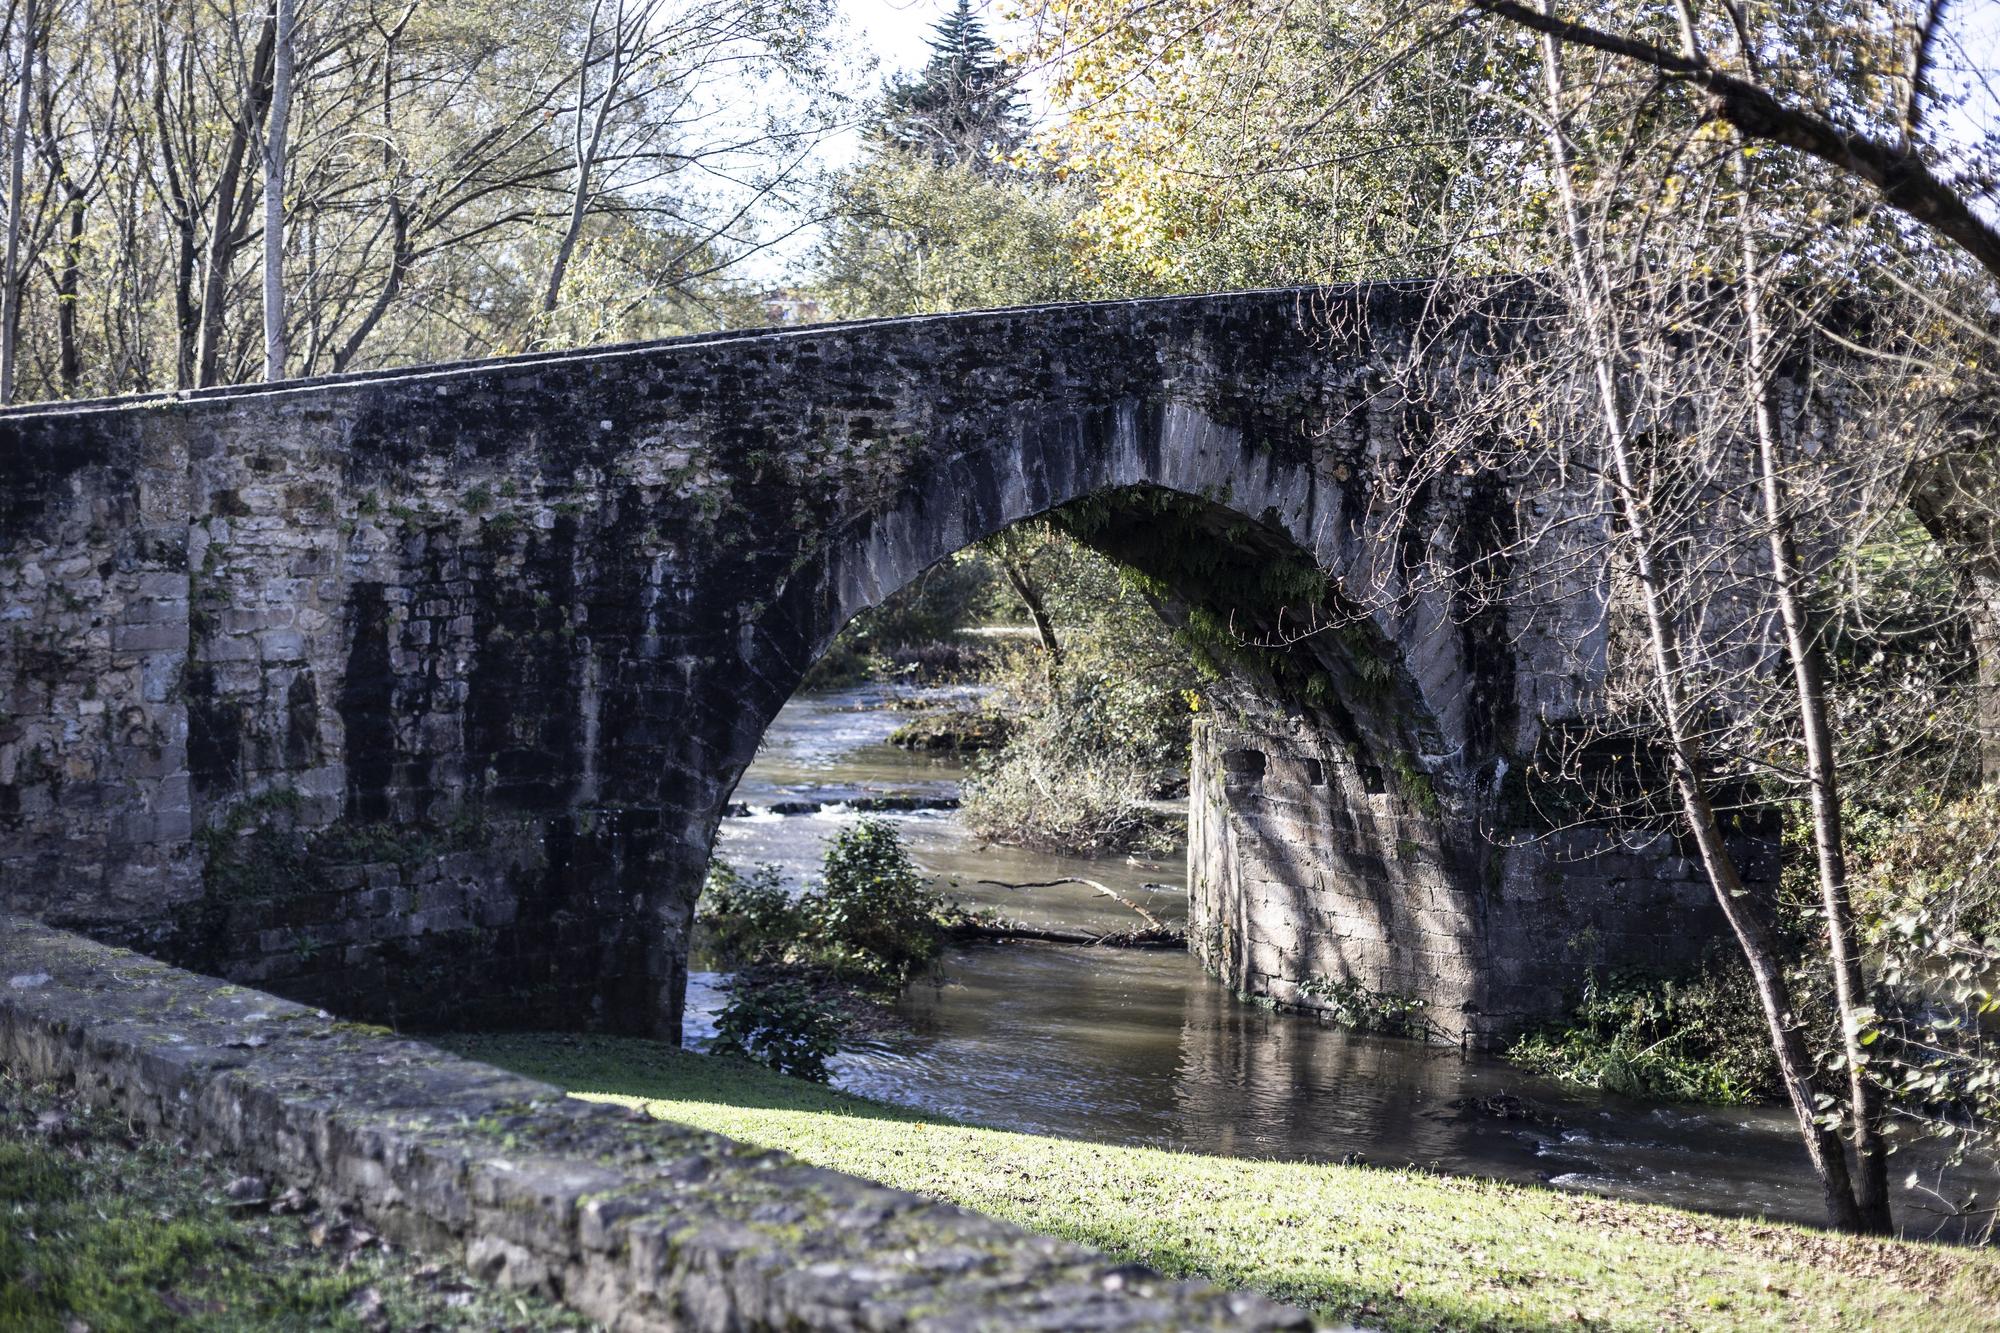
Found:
[889,705,1013,753]
[709,977,843,1082]
[1506,959,1779,1106]
[1847,787,2000,942]
[1297,974,1444,1041]
[961,637,1194,856]
[700,861,802,964]
[963,710,1166,854]
[809,818,944,987]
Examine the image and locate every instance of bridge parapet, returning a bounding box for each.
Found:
[0,918,1310,1330]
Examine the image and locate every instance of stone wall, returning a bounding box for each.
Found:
[1188,715,1728,1046]
[0,918,1307,1331]
[0,284,1761,1043]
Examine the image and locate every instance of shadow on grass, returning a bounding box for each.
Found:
[435,1031,1814,1333]
[440,1030,928,1121]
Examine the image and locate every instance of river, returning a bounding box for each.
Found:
[703,683,1988,1239]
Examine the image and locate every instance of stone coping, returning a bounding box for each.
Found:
[0,280,1497,420]
[0,918,1312,1331]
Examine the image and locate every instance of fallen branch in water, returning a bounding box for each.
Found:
[975,877,1170,933]
[944,918,1187,949]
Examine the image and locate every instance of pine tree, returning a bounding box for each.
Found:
[875,0,1024,172]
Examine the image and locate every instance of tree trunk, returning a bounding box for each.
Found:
[50,181,79,392]
[330,210,409,373]
[1002,557,1061,663]
[1737,158,1893,1233]
[1,0,38,403]
[35,64,82,396]
[1969,572,2000,782]
[193,9,277,388]
[261,0,293,381]
[151,17,200,390]
[1536,15,1864,1232]
[543,0,616,319]
[331,7,416,374]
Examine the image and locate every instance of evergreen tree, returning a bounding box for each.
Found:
[875,0,1024,172]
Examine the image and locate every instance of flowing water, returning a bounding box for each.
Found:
[704,683,1990,1239]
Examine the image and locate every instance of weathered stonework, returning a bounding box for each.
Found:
[0,918,1309,1330]
[0,285,1737,1043]
[1187,715,1732,1041]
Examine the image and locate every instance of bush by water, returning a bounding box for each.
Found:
[700,819,948,1081]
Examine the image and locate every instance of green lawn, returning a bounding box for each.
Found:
[451,1032,2000,1333]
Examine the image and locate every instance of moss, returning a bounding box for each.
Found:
[197,794,489,904]
[1386,750,1442,817]
[0,1075,587,1332]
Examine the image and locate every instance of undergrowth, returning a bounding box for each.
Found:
[1505,956,1778,1106]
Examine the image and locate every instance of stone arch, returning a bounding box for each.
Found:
[716,398,1472,807]
[679,396,1501,1046]
[0,285,1732,1046]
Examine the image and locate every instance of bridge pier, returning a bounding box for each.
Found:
[1187,715,1728,1047]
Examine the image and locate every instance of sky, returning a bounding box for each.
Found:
[745,0,1024,278]
[838,0,953,80]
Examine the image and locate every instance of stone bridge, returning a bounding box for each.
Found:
[0,284,1729,1046]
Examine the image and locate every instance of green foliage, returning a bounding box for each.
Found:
[873,0,1024,170]
[1846,786,2000,943]
[1016,0,1528,291]
[698,823,944,1079]
[1871,915,1999,1202]
[1386,752,1441,818]
[701,861,805,964]
[810,152,1118,319]
[709,978,844,1083]
[1506,960,1779,1106]
[1297,974,1443,1042]
[699,821,945,988]
[809,819,945,987]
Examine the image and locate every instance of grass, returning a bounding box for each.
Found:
[0,1074,589,1332]
[447,1031,2000,1333]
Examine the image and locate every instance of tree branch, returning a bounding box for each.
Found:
[1466,0,2000,282]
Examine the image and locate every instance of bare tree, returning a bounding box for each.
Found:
[1,0,41,402]
[1526,18,1879,1229]
[262,0,293,380]
[33,0,130,395]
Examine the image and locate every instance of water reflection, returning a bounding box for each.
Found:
[704,685,1989,1238]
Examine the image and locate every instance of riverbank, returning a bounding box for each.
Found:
[0,1073,587,1332]
[451,1032,2000,1332]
